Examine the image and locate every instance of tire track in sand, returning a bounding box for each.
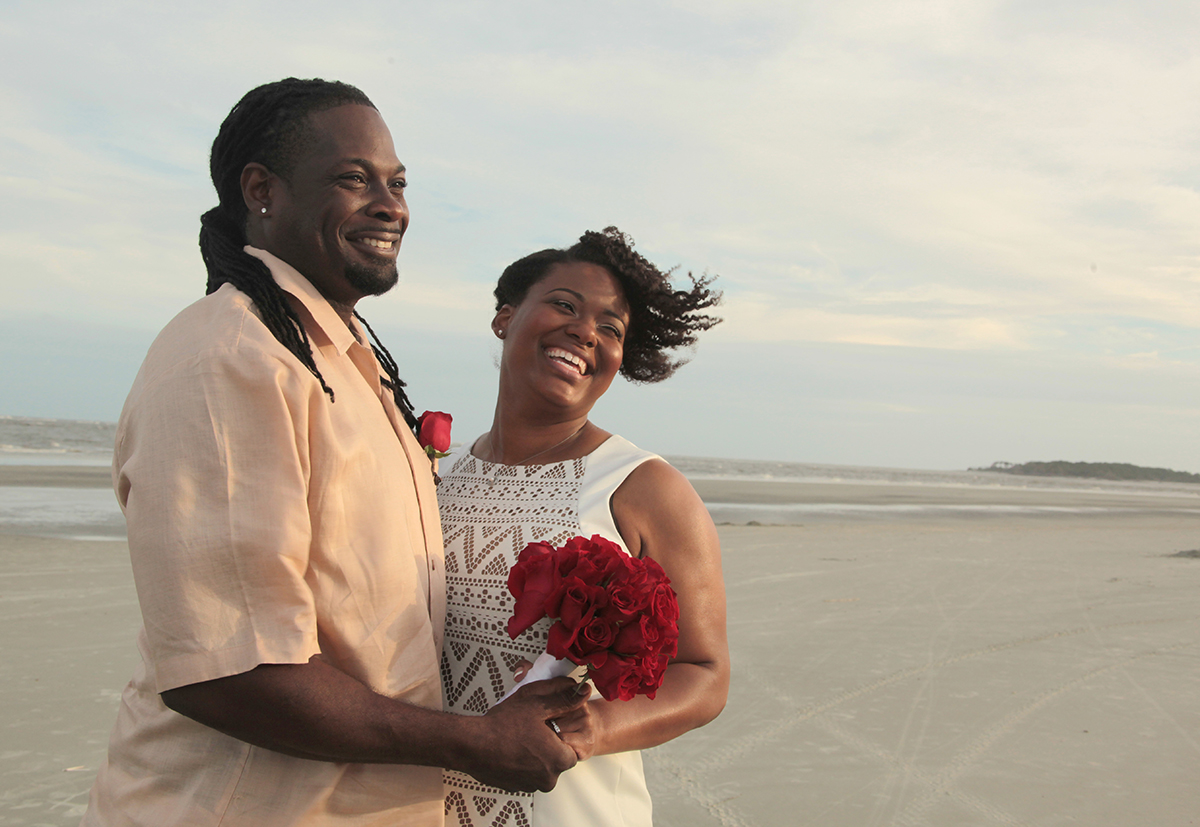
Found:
[813,715,1027,826]
[695,614,1198,774]
[652,615,1198,826]
[891,639,1198,826]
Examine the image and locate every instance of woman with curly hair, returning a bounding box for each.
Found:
[438,227,730,826]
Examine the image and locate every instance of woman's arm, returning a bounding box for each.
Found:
[553,458,730,758]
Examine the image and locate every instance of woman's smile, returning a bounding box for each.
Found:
[544,347,590,377]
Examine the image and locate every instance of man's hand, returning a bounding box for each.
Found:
[460,677,591,792]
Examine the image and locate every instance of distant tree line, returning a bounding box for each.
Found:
[971,461,1200,484]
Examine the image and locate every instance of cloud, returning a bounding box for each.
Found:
[2,0,1199,468]
[718,295,1030,349]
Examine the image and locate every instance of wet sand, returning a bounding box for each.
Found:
[0,534,140,823]
[2,468,1199,825]
[0,466,112,489]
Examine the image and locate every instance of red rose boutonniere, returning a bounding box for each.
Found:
[502,534,680,702]
[416,410,453,459]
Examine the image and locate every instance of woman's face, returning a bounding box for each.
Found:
[494,261,631,418]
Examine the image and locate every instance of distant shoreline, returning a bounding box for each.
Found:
[972,460,1200,484]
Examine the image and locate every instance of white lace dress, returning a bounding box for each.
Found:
[439,434,659,827]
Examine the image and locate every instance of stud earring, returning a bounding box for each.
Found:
[260,206,267,214]
[496,328,505,339]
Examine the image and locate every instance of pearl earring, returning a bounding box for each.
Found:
[261,206,267,214]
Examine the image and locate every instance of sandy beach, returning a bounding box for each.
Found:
[0,466,112,489]
[2,466,1198,825]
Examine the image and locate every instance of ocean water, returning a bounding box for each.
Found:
[2,416,1199,538]
[664,454,1200,523]
[0,417,122,538]
[664,454,1200,495]
[0,415,116,465]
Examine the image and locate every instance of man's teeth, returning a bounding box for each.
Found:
[362,238,393,249]
[547,349,586,374]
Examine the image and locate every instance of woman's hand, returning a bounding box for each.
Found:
[512,658,533,683]
[509,658,601,761]
[547,691,603,761]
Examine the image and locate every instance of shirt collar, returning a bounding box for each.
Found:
[243,246,364,356]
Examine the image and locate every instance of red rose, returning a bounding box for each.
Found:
[514,540,558,568]
[649,580,680,626]
[545,569,606,619]
[589,653,644,702]
[612,614,662,657]
[416,410,453,455]
[635,653,670,699]
[606,553,642,582]
[658,629,679,660]
[581,533,627,558]
[607,555,654,596]
[563,534,623,556]
[580,647,610,670]
[558,578,608,629]
[506,542,560,638]
[638,555,668,581]
[557,535,625,586]
[568,614,619,660]
[546,619,577,659]
[554,543,583,577]
[571,547,624,586]
[545,578,606,656]
[603,578,651,624]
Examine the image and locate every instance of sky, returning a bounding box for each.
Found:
[2,0,1199,471]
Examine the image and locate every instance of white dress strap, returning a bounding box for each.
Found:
[576,435,661,553]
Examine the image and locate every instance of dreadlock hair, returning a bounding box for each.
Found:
[494,227,722,383]
[199,77,417,429]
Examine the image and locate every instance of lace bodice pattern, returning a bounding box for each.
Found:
[439,435,658,827]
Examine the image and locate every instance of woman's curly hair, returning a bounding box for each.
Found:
[494,227,722,383]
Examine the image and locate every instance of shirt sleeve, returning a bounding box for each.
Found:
[116,323,321,693]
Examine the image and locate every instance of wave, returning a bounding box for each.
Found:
[0,416,117,456]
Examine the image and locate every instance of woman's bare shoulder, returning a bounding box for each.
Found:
[611,457,714,557]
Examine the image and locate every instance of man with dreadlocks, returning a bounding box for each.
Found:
[82,79,587,827]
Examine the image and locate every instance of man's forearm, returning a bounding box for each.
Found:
[163,657,454,762]
[160,655,588,791]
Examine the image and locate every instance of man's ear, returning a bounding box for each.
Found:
[240,163,274,216]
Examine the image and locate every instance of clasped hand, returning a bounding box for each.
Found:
[467,677,591,792]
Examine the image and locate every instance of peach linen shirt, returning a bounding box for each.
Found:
[83,248,446,827]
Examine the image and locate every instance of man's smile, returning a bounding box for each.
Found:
[346,230,401,255]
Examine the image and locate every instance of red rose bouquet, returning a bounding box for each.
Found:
[503,534,679,702]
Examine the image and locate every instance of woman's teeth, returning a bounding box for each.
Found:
[546,348,586,375]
